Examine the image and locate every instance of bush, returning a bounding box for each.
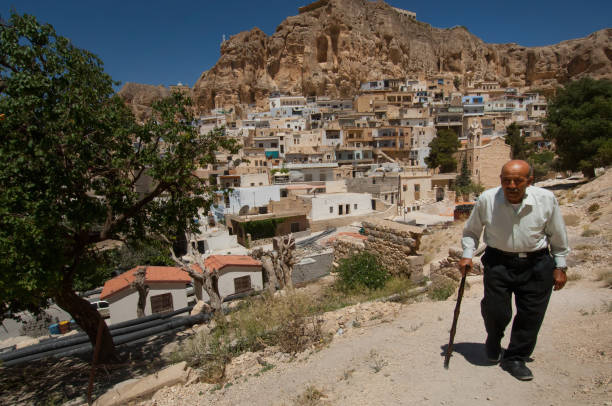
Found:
[428,276,457,301]
[588,203,600,213]
[335,252,390,292]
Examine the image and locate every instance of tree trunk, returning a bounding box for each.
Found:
[135,285,149,318]
[55,286,118,363]
[582,166,596,179]
[205,274,223,311]
[132,266,149,318]
[260,256,277,293]
[193,279,203,301]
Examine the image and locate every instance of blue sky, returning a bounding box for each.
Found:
[2,0,610,89]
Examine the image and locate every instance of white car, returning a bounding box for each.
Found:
[89,300,110,318]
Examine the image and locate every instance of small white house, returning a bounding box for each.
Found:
[100,266,191,325]
[300,192,373,221]
[198,255,263,301]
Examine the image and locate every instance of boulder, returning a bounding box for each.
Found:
[93,361,194,406]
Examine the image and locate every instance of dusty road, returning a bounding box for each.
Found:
[149,276,611,406]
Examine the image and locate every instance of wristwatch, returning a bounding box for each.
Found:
[556,267,568,273]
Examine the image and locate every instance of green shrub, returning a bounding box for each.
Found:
[335,252,390,292]
[428,276,457,301]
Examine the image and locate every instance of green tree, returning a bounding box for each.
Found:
[454,157,484,199]
[0,13,236,362]
[425,129,460,173]
[106,239,175,274]
[545,77,612,177]
[504,122,532,160]
[455,158,471,188]
[454,157,471,198]
[528,151,557,181]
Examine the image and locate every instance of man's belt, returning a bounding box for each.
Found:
[486,246,549,259]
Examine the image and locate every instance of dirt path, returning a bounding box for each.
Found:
[149,277,611,405]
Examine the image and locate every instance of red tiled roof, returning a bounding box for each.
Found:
[337,232,367,240]
[203,255,262,272]
[100,266,191,300]
[325,232,367,244]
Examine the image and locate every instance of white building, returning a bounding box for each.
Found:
[221,185,281,214]
[199,255,263,300]
[100,266,191,325]
[299,192,373,221]
[283,162,337,182]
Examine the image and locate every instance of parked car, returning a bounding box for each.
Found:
[454,202,475,220]
[89,300,110,319]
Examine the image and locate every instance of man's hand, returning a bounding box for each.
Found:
[553,268,567,291]
[458,258,473,276]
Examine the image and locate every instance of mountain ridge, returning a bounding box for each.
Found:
[120,0,612,114]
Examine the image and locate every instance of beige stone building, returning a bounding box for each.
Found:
[456,121,511,189]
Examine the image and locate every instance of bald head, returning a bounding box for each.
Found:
[500,160,533,203]
[501,160,531,178]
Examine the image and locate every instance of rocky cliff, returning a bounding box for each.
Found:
[118,82,171,121]
[123,0,612,113]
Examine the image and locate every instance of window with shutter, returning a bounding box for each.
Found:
[150,293,174,314]
[234,276,252,293]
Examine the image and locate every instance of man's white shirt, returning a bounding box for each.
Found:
[462,186,570,268]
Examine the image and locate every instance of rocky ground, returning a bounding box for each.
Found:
[1,172,610,406]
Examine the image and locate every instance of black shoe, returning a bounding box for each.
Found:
[487,348,503,364]
[501,359,533,381]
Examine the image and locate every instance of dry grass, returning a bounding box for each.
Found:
[566,271,582,281]
[367,349,388,373]
[587,203,600,213]
[171,276,420,382]
[581,227,601,237]
[294,385,326,406]
[596,270,612,288]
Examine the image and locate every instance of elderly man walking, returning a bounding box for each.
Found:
[459,160,569,381]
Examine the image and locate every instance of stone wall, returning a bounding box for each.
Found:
[333,220,425,281]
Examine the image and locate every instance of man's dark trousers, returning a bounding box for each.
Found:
[481,247,555,361]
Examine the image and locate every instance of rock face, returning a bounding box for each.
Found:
[123,0,612,113]
[118,82,172,121]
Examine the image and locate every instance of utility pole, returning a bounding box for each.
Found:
[397,172,401,216]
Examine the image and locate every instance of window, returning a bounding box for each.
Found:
[345,204,350,214]
[354,204,358,210]
[329,206,333,213]
[291,222,300,233]
[234,276,252,293]
[150,293,173,314]
[197,240,205,254]
[250,182,255,187]
[403,185,407,192]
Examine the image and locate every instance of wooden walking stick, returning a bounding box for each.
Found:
[444,270,467,369]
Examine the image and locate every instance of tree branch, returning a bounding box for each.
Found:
[98,180,170,241]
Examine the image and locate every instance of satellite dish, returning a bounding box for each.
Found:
[238,205,250,215]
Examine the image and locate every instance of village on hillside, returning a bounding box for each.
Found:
[2,74,551,332]
[1,5,611,405]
